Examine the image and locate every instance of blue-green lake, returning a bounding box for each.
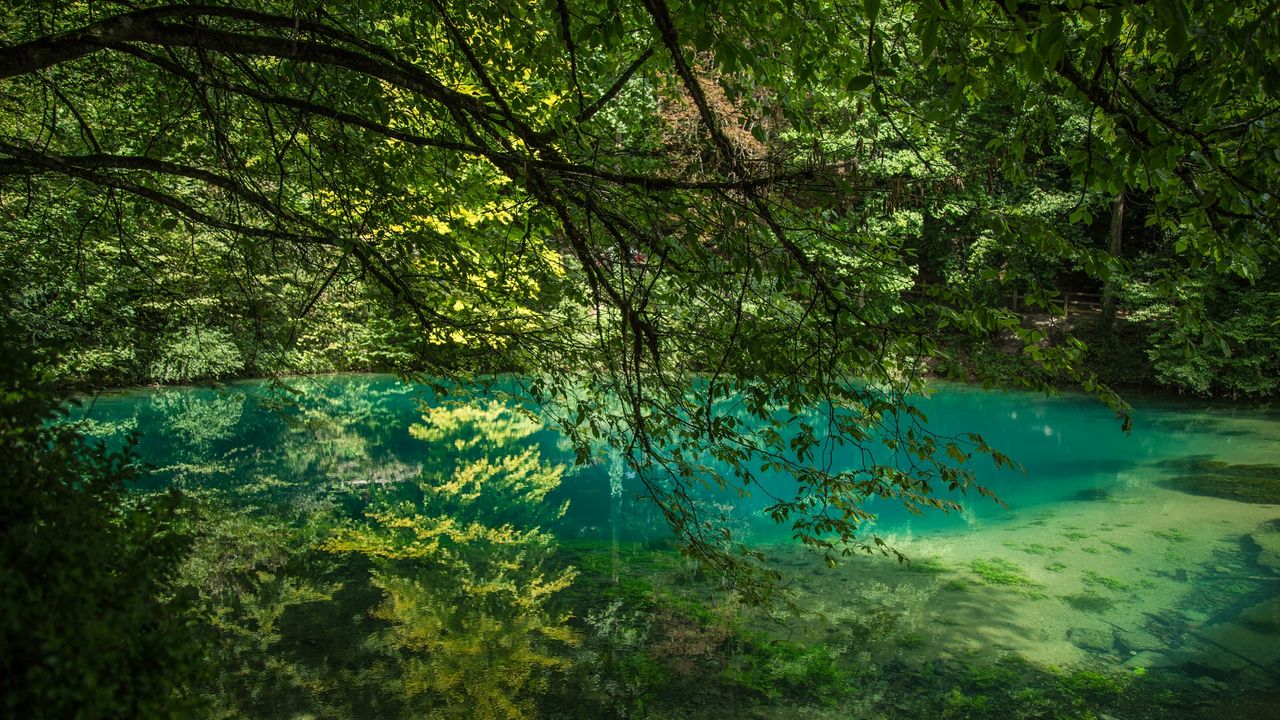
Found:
[76,375,1280,719]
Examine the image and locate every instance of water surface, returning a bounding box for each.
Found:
[76,375,1280,719]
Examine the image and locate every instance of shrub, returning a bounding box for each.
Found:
[1,332,203,718]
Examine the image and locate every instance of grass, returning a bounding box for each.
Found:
[1153,529,1189,543]
[1044,561,1068,573]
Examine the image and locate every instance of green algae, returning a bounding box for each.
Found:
[1003,541,1063,556]
[1158,457,1280,504]
[970,558,1045,598]
[903,556,951,574]
[897,632,928,648]
[1153,529,1189,543]
[1082,570,1130,592]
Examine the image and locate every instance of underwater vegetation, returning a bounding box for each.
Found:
[1003,541,1064,556]
[1158,457,1280,504]
[969,558,1045,598]
[902,556,951,574]
[1082,570,1131,593]
[886,655,1211,720]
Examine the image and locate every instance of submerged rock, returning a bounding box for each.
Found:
[1234,596,1280,635]
[1179,595,1280,682]
[1120,650,1178,670]
[1067,626,1114,653]
[1195,676,1231,693]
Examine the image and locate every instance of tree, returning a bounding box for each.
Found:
[2,0,1276,596]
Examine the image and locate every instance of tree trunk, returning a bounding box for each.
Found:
[1100,189,1125,331]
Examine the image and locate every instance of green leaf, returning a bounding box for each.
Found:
[920,18,939,60]
[865,0,881,23]
[846,74,874,91]
[1103,10,1123,43]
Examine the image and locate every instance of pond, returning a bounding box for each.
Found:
[76,375,1280,719]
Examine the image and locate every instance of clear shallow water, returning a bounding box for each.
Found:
[73,375,1280,719]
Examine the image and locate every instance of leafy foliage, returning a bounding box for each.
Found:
[0,332,202,718]
[150,324,245,384]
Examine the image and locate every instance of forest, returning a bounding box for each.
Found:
[2,0,1279,718]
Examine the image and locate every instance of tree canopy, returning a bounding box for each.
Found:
[2,0,1278,593]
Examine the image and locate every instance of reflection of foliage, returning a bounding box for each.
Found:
[67,413,139,440]
[411,399,541,451]
[149,389,245,448]
[567,599,662,716]
[371,570,576,720]
[322,400,578,719]
[137,377,420,513]
[281,378,419,489]
[178,507,391,720]
[180,507,334,610]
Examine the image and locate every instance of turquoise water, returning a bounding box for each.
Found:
[74,375,1280,718]
[76,375,1275,535]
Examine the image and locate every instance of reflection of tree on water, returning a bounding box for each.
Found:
[138,378,419,510]
[148,388,245,449]
[322,400,579,720]
[278,378,417,491]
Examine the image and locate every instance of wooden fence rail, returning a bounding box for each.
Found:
[1010,290,1105,318]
